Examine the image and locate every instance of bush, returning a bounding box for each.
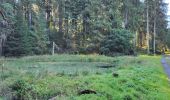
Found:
[10,79,36,100]
[100,29,134,56]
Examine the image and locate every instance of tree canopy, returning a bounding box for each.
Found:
[0,0,169,56]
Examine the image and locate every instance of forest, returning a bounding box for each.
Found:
[1,0,170,100]
[0,0,169,56]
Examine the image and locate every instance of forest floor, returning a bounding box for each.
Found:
[0,54,170,100]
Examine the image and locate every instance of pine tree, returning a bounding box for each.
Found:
[4,6,31,56]
[31,6,49,54]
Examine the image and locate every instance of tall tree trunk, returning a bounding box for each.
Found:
[64,10,69,48]
[146,1,150,54]
[153,15,156,55]
[59,0,63,34]
[65,18,69,37]
[58,0,64,48]
[82,15,87,47]
[136,31,138,47]
[0,39,2,57]
[153,1,157,55]
[46,0,51,29]
[72,16,77,50]
[28,8,32,28]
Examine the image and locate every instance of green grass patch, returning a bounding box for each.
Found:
[0,54,170,100]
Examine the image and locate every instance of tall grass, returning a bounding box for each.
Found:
[0,54,170,100]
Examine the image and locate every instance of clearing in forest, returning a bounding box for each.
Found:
[0,54,170,100]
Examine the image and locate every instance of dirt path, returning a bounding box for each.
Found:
[161,56,170,78]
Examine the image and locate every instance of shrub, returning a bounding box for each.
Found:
[82,71,89,76]
[100,29,134,56]
[10,79,36,100]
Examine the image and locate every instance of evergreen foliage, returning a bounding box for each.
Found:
[100,29,134,56]
[0,0,169,56]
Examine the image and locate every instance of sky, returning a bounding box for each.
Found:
[165,0,170,15]
[165,0,170,27]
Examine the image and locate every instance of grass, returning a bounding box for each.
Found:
[0,54,170,100]
[1,54,117,74]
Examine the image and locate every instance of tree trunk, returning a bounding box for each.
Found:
[28,9,32,28]
[0,39,2,57]
[58,0,64,48]
[46,0,51,29]
[52,42,55,55]
[59,0,63,34]
[153,1,157,55]
[153,15,156,55]
[146,1,150,54]
[136,31,138,47]
[82,15,87,47]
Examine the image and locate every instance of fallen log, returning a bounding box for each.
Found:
[78,89,97,95]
